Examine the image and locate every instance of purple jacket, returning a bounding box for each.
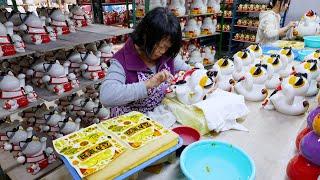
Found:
[113,38,175,83]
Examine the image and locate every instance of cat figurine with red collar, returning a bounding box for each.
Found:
[56,117,81,138]
[16,136,56,175]
[4,126,33,153]
[0,21,25,56]
[18,12,56,44]
[69,5,92,27]
[42,61,79,95]
[0,71,38,111]
[45,8,76,36]
[97,41,114,65]
[80,51,107,81]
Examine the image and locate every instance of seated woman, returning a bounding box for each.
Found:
[256,0,296,44]
[100,7,190,117]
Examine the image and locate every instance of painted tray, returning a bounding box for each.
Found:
[61,137,183,180]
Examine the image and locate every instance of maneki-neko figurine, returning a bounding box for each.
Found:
[263,73,309,115]
[231,63,271,102]
[41,61,79,95]
[0,71,38,111]
[212,57,235,92]
[16,135,56,175]
[0,21,25,56]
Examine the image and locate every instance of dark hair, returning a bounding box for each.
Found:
[130,7,182,59]
[268,0,290,9]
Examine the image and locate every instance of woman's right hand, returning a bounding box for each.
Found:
[145,70,173,89]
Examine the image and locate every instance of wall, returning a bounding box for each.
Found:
[284,0,320,24]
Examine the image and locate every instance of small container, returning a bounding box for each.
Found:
[304,36,320,48]
[172,126,200,156]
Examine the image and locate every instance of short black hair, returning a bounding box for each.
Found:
[130,7,182,59]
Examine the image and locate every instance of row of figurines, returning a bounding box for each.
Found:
[167,44,320,116]
[0,120,56,175]
[181,16,218,38]
[177,42,216,65]
[0,88,110,175]
[0,41,115,111]
[135,0,221,17]
[287,106,320,179]
[0,5,91,56]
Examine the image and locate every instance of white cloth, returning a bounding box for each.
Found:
[146,105,177,128]
[193,88,249,132]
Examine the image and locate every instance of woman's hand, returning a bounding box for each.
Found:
[145,70,173,89]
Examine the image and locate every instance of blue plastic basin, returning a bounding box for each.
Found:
[297,49,315,61]
[304,36,320,48]
[180,140,255,180]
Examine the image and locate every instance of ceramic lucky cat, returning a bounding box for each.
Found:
[261,54,283,89]
[46,8,76,35]
[184,19,201,38]
[4,126,33,152]
[293,10,320,37]
[201,17,217,35]
[168,0,186,16]
[149,0,167,10]
[41,111,67,138]
[212,57,234,92]
[57,117,81,137]
[231,63,272,102]
[80,51,107,81]
[0,21,25,56]
[0,71,37,111]
[232,49,254,80]
[69,5,92,27]
[42,61,80,95]
[191,0,208,15]
[263,73,310,115]
[207,0,221,13]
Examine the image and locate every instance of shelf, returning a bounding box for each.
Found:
[33,77,105,102]
[234,25,258,29]
[0,49,35,61]
[76,24,134,36]
[7,159,62,180]
[57,31,110,46]
[237,10,262,13]
[177,12,220,18]
[25,39,74,53]
[182,32,220,41]
[217,30,231,33]
[102,1,132,6]
[232,39,256,43]
[0,98,45,119]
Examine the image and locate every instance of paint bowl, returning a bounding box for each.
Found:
[172,126,200,156]
[180,140,255,180]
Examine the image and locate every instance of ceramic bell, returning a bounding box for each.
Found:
[0,21,25,56]
[293,59,319,96]
[231,63,271,101]
[47,8,76,35]
[184,19,201,38]
[4,126,33,152]
[207,0,221,13]
[0,71,37,111]
[212,57,234,92]
[169,0,186,16]
[149,0,167,10]
[294,10,320,37]
[69,5,92,27]
[191,0,208,15]
[168,65,217,104]
[263,73,309,115]
[42,60,79,95]
[201,17,217,35]
[19,12,56,44]
[261,54,283,89]
[80,51,107,81]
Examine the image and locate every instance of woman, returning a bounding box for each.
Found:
[100,7,190,117]
[256,0,296,44]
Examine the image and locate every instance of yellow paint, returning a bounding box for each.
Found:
[304,62,311,70]
[289,75,305,88]
[312,114,320,135]
[199,76,208,87]
[267,57,273,64]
